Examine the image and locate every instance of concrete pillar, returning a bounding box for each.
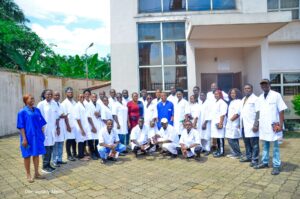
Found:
[186,41,197,96]
[261,38,270,79]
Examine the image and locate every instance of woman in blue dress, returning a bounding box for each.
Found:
[17,94,47,183]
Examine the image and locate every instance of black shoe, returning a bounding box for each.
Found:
[107,157,117,161]
[57,161,67,164]
[91,154,98,160]
[52,162,60,167]
[249,162,258,167]
[41,167,53,174]
[254,163,269,169]
[123,150,128,154]
[49,165,56,171]
[204,151,210,156]
[171,154,178,158]
[213,152,224,158]
[100,159,107,164]
[271,167,280,175]
[240,157,251,162]
[119,152,126,156]
[67,156,76,161]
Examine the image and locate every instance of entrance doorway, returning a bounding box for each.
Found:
[201,72,241,93]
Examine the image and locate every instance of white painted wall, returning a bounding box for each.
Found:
[241,0,267,13]
[110,0,139,94]
[269,21,300,43]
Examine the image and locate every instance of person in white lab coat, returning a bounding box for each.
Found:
[37,89,58,173]
[74,94,90,161]
[122,89,131,106]
[152,89,162,105]
[61,87,77,161]
[207,82,229,102]
[192,86,202,104]
[153,118,179,158]
[139,89,148,109]
[130,118,154,157]
[225,88,242,159]
[211,90,228,158]
[97,119,126,164]
[101,96,113,126]
[189,95,201,132]
[97,90,106,107]
[167,86,177,105]
[179,120,202,159]
[144,94,158,135]
[173,89,190,137]
[254,79,287,175]
[112,93,129,147]
[239,84,260,167]
[109,89,117,106]
[52,91,68,167]
[86,93,102,160]
[199,92,212,156]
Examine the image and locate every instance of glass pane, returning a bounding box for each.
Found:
[283,73,300,83]
[163,0,186,11]
[271,86,282,94]
[270,73,281,84]
[213,0,236,10]
[284,86,300,95]
[188,0,211,11]
[139,43,161,66]
[292,9,299,19]
[163,42,186,65]
[138,23,161,41]
[139,67,163,91]
[267,0,279,9]
[164,67,187,90]
[139,0,162,13]
[281,0,299,8]
[162,22,185,40]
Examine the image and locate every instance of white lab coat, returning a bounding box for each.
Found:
[211,99,228,138]
[199,100,212,140]
[98,128,120,146]
[109,97,117,107]
[256,90,287,141]
[74,102,90,143]
[240,94,259,138]
[174,98,190,135]
[139,97,147,110]
[37,100,59,146]
[144,102,158,126]
[101,104,113,127]
[86,102,102,140]
[53,101,65,142]
[130,125,149,150]
[207,91,229,102]
[61,98,77,140]
[112,101,128,135]
[96,98,104,107]
[152,98,161,106]
[167,95,177,105]
[189,103,202,132]
[122,97,131,106]
[225,99,241,139]
[157,125,179,154]
[179,128,201,157]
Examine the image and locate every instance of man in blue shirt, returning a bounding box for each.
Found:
[157,92,174,129]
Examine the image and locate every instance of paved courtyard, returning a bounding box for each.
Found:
[0,135,299,199]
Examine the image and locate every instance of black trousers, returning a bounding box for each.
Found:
[242,128,260,163]
[66,139,77,157]
[43,146,53,169]
[78,142,85,159]
[217,138,225,155]
[88,139,99,157]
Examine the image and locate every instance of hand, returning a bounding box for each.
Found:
[81,129,86,136]
[128,123,131,129]
[92,127,97,133]
[22,138,28,148]
[193,124,197,129]
[218,123,223,129]
[56,128,60,136]
[94,112,100,117]
[150,121,155,128]
[252,126,259,132]
[117,124,121,129]
[67,126,71,133]
[202,123,206,130]
[110,144,116,149]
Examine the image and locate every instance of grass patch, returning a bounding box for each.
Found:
[284,131,300,139]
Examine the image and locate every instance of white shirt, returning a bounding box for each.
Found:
[207,91,229,102]
[198,100,213,140]
[174,98,190,134]
[152,98,161,106]
[98,128,120,145]
[211,99,228,138]
[144,102,158,126]
[97,98,104,107]
[157,125,179,144]
[74,102,90,142]
[240,93,259,138]
[109,97,117,106]
[130,125,149,145]
[112,101,128,135]
[225,99,241,139]
[139,97,147,110]
[189,103,201,131]
[122,97,131,106]
[37,100,59,146]
[53,101,65,142]
[179,128,201,147]
[86,101,102,139]
[101,104,113,121]
[167,94,177,105]
[256,90,287,141]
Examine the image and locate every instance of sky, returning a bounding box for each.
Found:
[15,0,110,57]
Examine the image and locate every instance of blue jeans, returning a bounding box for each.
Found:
[227,138,242,156]
[242,128,259,163]
[52,142,64,163]
[262,140,281,168]
[98,143,126,160]
[118,134,130,146]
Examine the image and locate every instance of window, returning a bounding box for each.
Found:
[138,0,236,13]
[270,72,300,96]
[138,22,187,93]
[268,0,300,19]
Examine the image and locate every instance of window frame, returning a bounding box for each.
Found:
[267,0,300,19]
[270,72,300,96]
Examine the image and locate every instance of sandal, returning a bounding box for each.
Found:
[34,174,46,180]
[27,177,34,183]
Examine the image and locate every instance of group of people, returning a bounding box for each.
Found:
[17,79,287,183]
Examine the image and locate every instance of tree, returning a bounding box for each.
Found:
[292,94,300,116]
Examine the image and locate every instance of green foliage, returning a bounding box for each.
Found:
[292,94,300,116]
[0,0,111,81]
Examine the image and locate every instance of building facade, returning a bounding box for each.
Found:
[110,0,300,119]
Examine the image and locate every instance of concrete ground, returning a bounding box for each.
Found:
[0,135,299,199]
